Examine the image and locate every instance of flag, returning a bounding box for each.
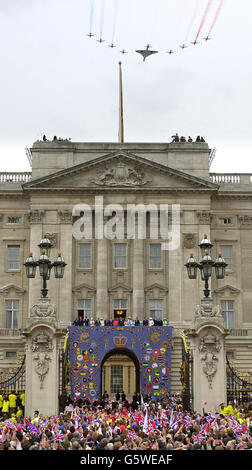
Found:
[143,408,149,434]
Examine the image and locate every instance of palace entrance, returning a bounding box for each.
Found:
[101,348,140,398]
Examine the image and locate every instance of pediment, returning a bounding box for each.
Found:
[108,283,133,293]
[144,283,169,293]
[0,283,26,295]
[214,285,240,296]
[72,283,96,294]
[23,151,218,192]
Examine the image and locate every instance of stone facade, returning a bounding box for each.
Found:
[0,139,252,411]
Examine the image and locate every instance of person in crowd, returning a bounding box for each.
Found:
[2,395,10,417]
[135,317,140,326]
[9,391,17,415]
[143,317,149,326]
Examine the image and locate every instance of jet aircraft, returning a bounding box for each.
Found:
[136,44,158,62]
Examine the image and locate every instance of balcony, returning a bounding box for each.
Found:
[0,329,22,337]
[210,173,252,185]
[0,172,32,183]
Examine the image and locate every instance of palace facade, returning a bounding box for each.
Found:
[0,138,252,395]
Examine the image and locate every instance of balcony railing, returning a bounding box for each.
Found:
[210,173,252,185]
[0,172,32,183]
[0,328,22,337]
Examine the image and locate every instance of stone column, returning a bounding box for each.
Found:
[132,239,144,321]
[187,298,229,414]
[96,238,108,320]
[58,210,73,328]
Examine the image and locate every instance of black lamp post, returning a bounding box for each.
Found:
[185,234,227,298]
[24,236,66,298]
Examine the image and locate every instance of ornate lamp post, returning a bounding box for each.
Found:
[24,236,66,298]
[185,234,227,298]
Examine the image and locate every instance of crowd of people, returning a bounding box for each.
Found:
[73,316,165,326]
[0,392,252,451]
[0,391,25,423]
[171,133,206,143]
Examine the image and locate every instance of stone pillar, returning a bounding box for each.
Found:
[96,238,108,320]
[132,239,144,321]
[187,298,229,414]
[58,210,73,328]
[23,298,64,416]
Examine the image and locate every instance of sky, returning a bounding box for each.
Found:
[0,0,251,173]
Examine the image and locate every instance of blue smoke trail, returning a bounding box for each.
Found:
[100,0,107,39]
[112,0,119,43]
[89,0,95,33]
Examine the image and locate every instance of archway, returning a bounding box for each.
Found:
[101,348,140,398]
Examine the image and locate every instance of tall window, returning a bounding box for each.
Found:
[8,245,20,270]
[221,300,234,329]
[149,243,162,269]
[149,299,163,321]
[110,365,123,394]
[220,245,232,270]
[114,299,127,310]
[78,299,92,320]
[114,243,127,268]
[78,243,91,268]
[5,300,19,329]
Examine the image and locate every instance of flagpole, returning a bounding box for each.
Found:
[118,61,124,143]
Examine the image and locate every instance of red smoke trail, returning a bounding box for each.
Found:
[184,0,201,43]
[207,0,224,37]
[194,0,213,41]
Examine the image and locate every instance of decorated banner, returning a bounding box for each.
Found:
[68,326,172,401]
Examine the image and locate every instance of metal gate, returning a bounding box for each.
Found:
[180,331,192,411]
[0,355,26,393]
[58,331,70,411]
[226,356,252,405]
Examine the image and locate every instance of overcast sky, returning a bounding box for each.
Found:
[0,0,251,173]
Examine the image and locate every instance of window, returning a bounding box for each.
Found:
[220,245,232,269]
[5,300,19,329]
[149,299,163,321]
[114,243,127,268]
[221,300,234,329]
[77,299,92,320]
[8,217,21,224]
[7,245,20,270]
[114,299,127,310]
[6,351,17,359]
[110,365,123,394]
[149,243,162,269]
[219,218,232,225]
[78,243,91,269]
